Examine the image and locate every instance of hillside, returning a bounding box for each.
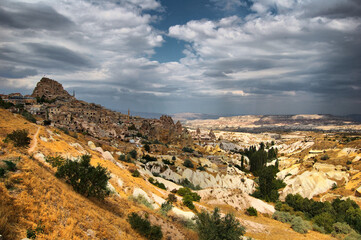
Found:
[0,108,346,240]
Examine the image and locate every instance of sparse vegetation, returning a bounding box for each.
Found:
[178,178,201,190]
[5,129,31,147]
[159,202,173,216]
[246,207,258,216]
[132,169,141,177]
[182,147,194,153]
[129,149,137,159]
[195,207,245,240]
[45,155,65,168]
[3,160,17,172]
[291,216,311,234]
[130,195,154,209]
[148,177,166,190]
[127,212,163,240]
[183,159,194,168]
[55,155,111,199]
[321,154,330,160]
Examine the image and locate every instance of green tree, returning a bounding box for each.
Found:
[196,208,245,240]
[55,155,111,199]
[6,129,31,147]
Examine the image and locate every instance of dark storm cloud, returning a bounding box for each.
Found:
[0,2,73,30]
[0,43,94,72]
[0,65,37,79]
[25,43,94,68]
[303,0,361,19]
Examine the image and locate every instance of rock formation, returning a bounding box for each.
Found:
[32,77,74,100]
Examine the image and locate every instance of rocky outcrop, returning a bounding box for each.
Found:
[146,162,255,194]
[280,170,336,200]
[32,77,74,100]
[198,188,275,214]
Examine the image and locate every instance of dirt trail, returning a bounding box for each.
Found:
[28,127,40,154]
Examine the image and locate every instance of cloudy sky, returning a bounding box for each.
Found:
[0,0,360,115]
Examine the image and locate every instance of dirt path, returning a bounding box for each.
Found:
[28,127,40,154]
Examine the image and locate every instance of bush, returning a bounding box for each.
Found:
[333,222,353,234]
[3,160,16,172]
[0,168,5,177]
[148,177,166,190]
[178,178,201,190]
[129,150,137,159]
[321,154,329,160]
[127,212,163,240]
[130,195,154,209]
[21,110,36,123]
[183,195,195,210]
[345,231,361,240]
[183,159,194,168]
[272,211,296,223]
[143,154,157,163]
[45,155,65,168]
[172,156,176,161]
[160,202,173,216]
[55,155,111,199]
[162,159,174,165]
[144,144,150,152]
[291,216,311,234]
[6,129,31,147]
[196,208,245,240]
[312,223,326,234]
[177,187,201,201]
[246,207,258,216]
[312,212,335,233]
[197,165,206,171]
[182,147,194,153]
[118,154,132,163]
[167,193,177,203]
[132,170,140,177]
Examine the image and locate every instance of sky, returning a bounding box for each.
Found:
[0,0,360,115]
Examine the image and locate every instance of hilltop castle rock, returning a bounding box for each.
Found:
[28,77,185,144]
[32,77,74,100]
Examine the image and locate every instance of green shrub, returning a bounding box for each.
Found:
[0,168,5,177]
[167,193,177,203]
[177,187,201,201]
[129,150,137,159]
[6,129,31,147]
[130,195,154,209]
[178,178,201,190]
[312,223,326,234]
[333,222,353,234]
[197,165,206,171]
[3,160,16,171]
[144,144,150,152]
[127,212,163,240]
[196,208,245,240]
[291,216,311,234]
[345,207,361,233]
[321,154,329,160]
[55,155,111,199]
[27,228,37,239]
[183,195,195,210]
[143,154,157,163]
[148,177,166,190]
[160,202,173,216]
[272,211,296,223]
[45,155,65,168]
[246,207,258,216]
[312,212,335,233]
[182,147,194,153]
[21,110,36,123]
[132,170,140,177]
[162,159,174,165]
[345,231,361,240]
[183,159,194,168]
